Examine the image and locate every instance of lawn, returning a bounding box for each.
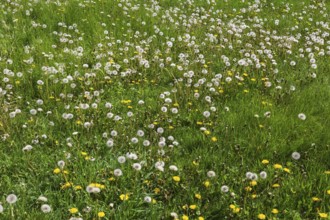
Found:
[0,0,329,219]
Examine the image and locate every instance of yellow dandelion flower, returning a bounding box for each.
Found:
[182,215,189,220]
[251,194,257,199]
[53,168,61,174]
[152,199,157,204]
[189,204,197,210]
[69,208,78,214]
[109,177,115,181]
[261,159,269,164]
[283,168,291,173]
[81,151,88,156]
[233,208,240,213]
[61,182,73,189]
[173,176,181,182]
[198,217,205,220]
[272,209,279,214]
[74,185,82,190]
[98,211,105,218]
[196,121,203,125]
[63,170,69,174]
[250,180,257,186]
[272,184,280,188]
[327,189,330,195]
[154,188,160,194]
[203,181,210,187]
[324,170,330,174]
[195,193,202,199]
[273,164,282,169]
[211,137,217,142]
[258,213,266,219]
[312,197,320,202]
[319,213,328,218]
[245,186,252,192]
[204,130,211,135]
[120,194,129,201]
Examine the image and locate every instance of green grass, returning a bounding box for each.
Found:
[0,0,329,219]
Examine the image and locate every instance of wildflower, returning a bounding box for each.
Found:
[74,185,82,190]
[173,176,180,182]
[283,168,291,173]
[169,165,178,171]
[298,113,306,120]
[258,213,266,219]
[198,217,205,220]
[195,193,202,199]
[120,194,129,201]
[291,152,301,160]
[6,194,18,204]
[189,204,197,210]
[312,197,320,202]
[273,164,282,169]
[211,137,217,142]
[0,204,3,213]
[41,204,51,213]
[271,209,279,214]
[250,180,257,186]
[22,145,33,151]
[261,160,269,164]
[272,184,280,188]
[327,189,330,195]
[37,196,47,202]
[144,196,152,203]
[319,213,328,218]
[114,169,123,177]
[260,171,267,179]
[69,208,78,214]
[221,185,229,193]
[207,171,216,178]
[203,181,210,187]
[170,212,178,219]
[245,186,252,191]
[98,211,105,218]
[53,168,61,174]
[182,215,189,220]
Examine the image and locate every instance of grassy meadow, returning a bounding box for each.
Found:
[0,0,329,219]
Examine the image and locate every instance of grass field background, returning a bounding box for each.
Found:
[0,0,329,219]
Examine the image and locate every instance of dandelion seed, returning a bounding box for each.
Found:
[114,169,123,177]
[22,145,33,151]
[37,196,48,202]
[169,165,178,171]
[6,194,17,204]
[221,185,229,193]
[41,204,51,213]
[0,204,3,213]
[144,196,152,203]
[260,171,267,179]
[132,163,142,171]
[298,113,306,120]
[117,156,126,164]
[292,152,301,160]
